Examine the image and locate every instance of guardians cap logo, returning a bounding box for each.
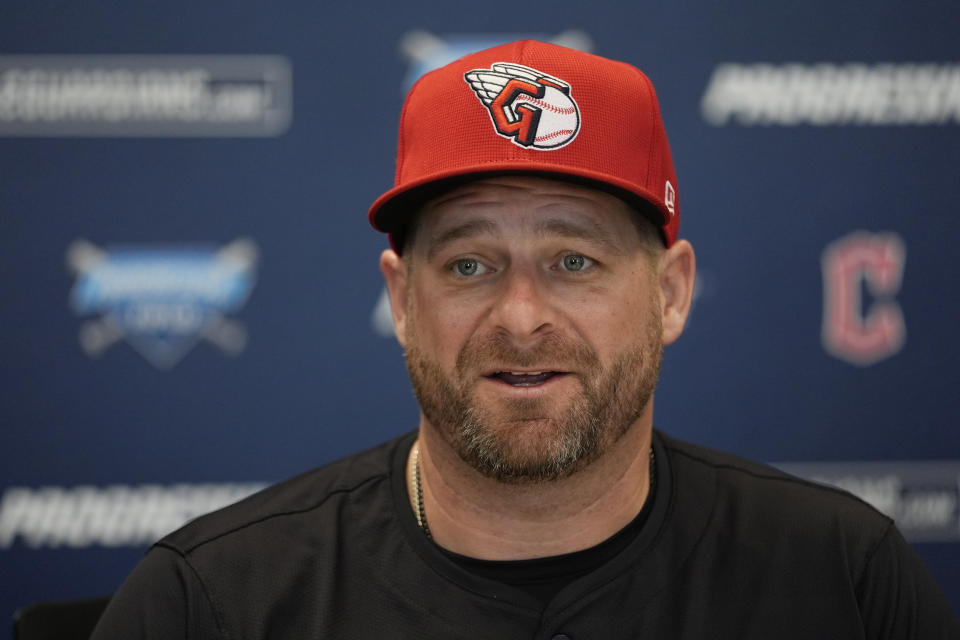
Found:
[465,63,580,149]
[67,238,258,369]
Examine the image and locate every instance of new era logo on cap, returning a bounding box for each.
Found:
[464,63,580,150]
[665,181,676,216]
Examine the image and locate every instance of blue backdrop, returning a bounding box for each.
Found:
[2,0,959,624]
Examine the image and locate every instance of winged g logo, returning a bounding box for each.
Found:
[464,63,580,149]
[67,238,258,369]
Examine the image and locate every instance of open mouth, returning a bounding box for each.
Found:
[485,371,568,387]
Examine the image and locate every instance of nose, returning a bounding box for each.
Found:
[488,265,555,343]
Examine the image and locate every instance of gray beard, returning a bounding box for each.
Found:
[404,318,662,484]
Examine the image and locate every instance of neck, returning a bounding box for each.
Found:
[408,413,654,560]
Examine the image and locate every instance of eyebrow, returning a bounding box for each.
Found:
[423,215,624,260]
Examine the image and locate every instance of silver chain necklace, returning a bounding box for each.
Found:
[411,442,655,540]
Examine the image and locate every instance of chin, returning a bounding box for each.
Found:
[454,410,606,484]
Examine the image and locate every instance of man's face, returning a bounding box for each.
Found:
[398,176,665,484]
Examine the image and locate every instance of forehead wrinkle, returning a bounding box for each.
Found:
[534,216,627,255]
[424,218,502,260]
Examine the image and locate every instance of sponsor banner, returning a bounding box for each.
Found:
[4,464,952,549]
[776,461,960,542]
[0,483,266,549]
[701,63,960,126]
[68,238,259,369]
[0,55,291,136]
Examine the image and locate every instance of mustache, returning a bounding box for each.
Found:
[455,331,601,373]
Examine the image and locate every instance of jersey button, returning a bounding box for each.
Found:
[552,635,572,640]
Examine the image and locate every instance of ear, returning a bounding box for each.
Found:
[657,239,696,346]
[379,249,410,348]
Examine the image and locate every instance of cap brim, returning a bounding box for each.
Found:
[369,164,670,253]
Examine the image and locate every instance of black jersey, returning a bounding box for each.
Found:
[92,430,959,639]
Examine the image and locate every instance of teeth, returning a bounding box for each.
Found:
[507,371,543,375]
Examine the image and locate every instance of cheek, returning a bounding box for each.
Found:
[409,289,478,363]
[565,283,656,356]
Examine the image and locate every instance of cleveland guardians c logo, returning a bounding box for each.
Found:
[464,63,580,150]
[821,231,906,367]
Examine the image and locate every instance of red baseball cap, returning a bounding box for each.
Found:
[369,40,679,250]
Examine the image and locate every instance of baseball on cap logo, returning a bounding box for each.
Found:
[464,62,580,150]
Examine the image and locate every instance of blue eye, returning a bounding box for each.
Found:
[561,254,592,272]
[453,259,487,276]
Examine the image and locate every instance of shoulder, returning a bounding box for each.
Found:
[96,434,415,637]
[158,432,412,556]
[658,431,894,561]
[653,433,960,633]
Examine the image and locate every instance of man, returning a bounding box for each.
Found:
[93,40,958,638]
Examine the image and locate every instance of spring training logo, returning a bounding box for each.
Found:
[67,238,258,369]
